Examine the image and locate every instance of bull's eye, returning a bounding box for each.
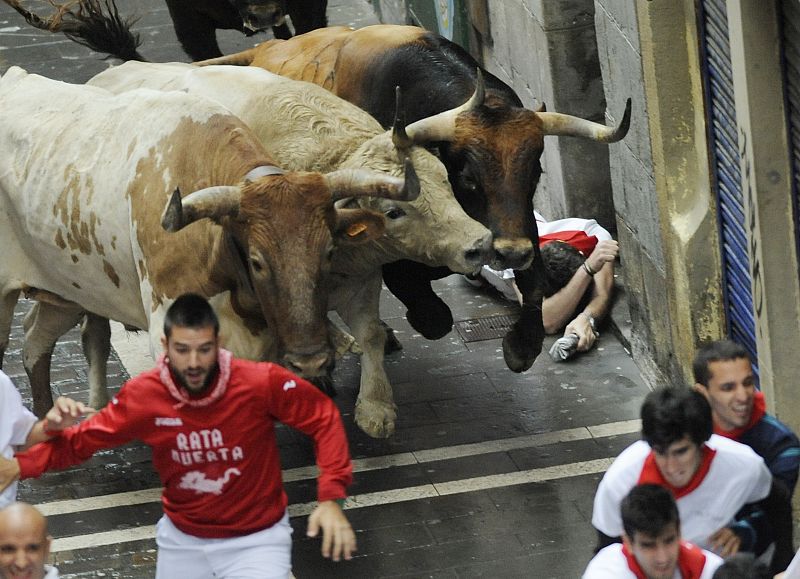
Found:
[385,207,406,220]
[250,257,264,273]
[461,173,478,192]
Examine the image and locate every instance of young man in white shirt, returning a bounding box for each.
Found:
[584,484,723,578]
[474,210,618,353]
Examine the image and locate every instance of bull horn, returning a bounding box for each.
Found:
[325,158,420,202]
[392,86,413,150]
[402,68,486,144]
[161,185,242,232]
[538,98,632,143]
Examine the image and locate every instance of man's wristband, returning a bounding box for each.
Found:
[582,261,597,276]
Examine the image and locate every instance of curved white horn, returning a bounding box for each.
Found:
[325,158,420,202]
[161,185,242,232]
[538,98,632,143]
[402,68,486,144]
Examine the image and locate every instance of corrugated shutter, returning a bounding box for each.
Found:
[781,1,800,271]
[698,0,759,371]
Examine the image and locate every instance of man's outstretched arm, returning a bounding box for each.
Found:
[22,396,96,450]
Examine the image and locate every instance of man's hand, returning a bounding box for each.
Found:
[307,500,357,562]
[585,239,619,274]
[0,455,21,493]
[23,396,96,450]
[709,526,741,557]
[45,396,96,431]
[564,313,597,352]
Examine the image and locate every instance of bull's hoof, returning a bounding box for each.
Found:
[355,398,396,438]
[382,322,403,354]
[406,303,453,340]
[502,326,543,373]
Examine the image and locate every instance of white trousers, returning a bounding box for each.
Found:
[155,513,293,579]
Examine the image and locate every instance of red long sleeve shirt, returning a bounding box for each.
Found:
[16,356,352,538]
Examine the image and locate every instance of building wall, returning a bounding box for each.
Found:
[595,0,728,386]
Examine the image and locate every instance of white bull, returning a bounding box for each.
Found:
[0,65,417,416]
[83,61,493,438]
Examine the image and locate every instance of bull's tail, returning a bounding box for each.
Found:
[194,41,283,67]
[2,0,145,61]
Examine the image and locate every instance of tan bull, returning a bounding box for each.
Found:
[0,66,416,416]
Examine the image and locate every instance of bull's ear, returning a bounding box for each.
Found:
[333,208,385,245]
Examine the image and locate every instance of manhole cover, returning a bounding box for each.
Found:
[455,314,519,342]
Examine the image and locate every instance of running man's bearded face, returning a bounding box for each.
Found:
[162,325,220,394]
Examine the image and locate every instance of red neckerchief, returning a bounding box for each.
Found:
[622,540,707,579]
[637,445,717,499]
[539,230,599,256]
[713,391,766,440]
[158,348,232,409]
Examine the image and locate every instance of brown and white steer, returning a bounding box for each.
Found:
[80,61,493,437]
[0,66,416,416]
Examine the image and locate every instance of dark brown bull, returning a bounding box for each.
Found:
[200,25,631,372]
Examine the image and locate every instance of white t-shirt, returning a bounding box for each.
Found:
[44,565,60,578]
[534,210,612,242]
[583,543,723,578]
[0,371,37,508]
[591,435,772,550]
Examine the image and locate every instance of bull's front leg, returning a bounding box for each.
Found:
[382,260,454,340]
[503,250,546,373]
[22,302,84,417]
[335,274,397,438]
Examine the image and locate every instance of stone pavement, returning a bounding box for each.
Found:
[0,1,651,577]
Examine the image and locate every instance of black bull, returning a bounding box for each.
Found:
[0,0,328,61]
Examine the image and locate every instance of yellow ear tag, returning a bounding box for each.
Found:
[346,223,368,237]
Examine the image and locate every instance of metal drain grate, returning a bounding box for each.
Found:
[455,314,519,343]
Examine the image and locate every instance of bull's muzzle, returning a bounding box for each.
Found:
[241,3,285,31]
[492,238,535,271]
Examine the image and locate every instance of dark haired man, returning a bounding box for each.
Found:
[0,293,356,579]
[474,210,618,353]
[693,340,800,495]
[592,386,793,573]
[584,484,723,578]
[693,340,800,563]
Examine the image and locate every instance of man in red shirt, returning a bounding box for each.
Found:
[0,293,356,579]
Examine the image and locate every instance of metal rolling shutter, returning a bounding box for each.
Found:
[781,1,800,277]
[698,0,759,371]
